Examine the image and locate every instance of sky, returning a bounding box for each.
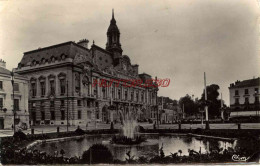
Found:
[0,0,259,105]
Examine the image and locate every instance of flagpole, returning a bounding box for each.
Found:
[204,72,210,129]
[221,93,224,121]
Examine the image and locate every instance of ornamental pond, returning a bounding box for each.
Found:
[33,134,239,161]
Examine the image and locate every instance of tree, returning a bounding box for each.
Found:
[179,94,199,116]
[199,84,222,118]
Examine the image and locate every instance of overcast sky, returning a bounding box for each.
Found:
[0,0,259,105]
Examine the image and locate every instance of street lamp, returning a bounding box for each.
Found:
[11,69,16,133]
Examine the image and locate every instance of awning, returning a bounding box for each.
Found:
[230,111,260,117]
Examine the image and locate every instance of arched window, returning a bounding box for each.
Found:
[39,76,46,96]
[48,74,56,95]
[118,88,121,99]
[30,77,37,97]
[58,73,66,95]
[75,73,80,93]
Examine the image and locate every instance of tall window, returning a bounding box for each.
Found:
[112,86,115,99]
[235,90,239,95]
[14,83,19,91]
[141,92,144,102]
[14,99,19,111]
[40,82,45,96]
[235,98,239,104]
[94,86,97,96]
[77,100,82,106]
[125,90,128,100]
[96,110,99,119]
[51,111,55,120]
[60,79,65,95]
[61,110,65,120]
[31,83,36,97]
[255,88,259,94]
[0,81,2,89]
[102,87,106,98]
[41,111,45,120]
[78,110,82,119]
[245,97,249,104]
[255,97,259,103]
[0,98,3,109]
[50,80,55,94]
[118,89,121,99]
[50,101,54,107]
[61,100,65,106]
[87,100,90,107]
[136,91,139,102]
[75,73,80,92]
[131,92,134,101]
[245,89,249,95]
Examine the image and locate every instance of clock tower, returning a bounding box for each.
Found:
[106,9,123,59]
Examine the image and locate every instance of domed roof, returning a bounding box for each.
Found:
[107,9,120,33]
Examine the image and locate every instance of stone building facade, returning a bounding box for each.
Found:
[0,59,29,129]
[14,11,158,126]
[229,77,260,111]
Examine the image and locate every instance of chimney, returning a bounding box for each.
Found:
[0,59,6,68]
[77,39,89,49]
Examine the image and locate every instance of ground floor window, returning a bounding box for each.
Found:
[51,111,55,120]
[14,99,19,111]
[61,110,65,120]
[96,111,99,119]
[0,98,3,109]
[41,111,45,120]
[78,110,81,119]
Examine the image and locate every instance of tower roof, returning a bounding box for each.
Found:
[107,9,120,33]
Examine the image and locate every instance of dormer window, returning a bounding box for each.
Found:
[51,56,56,62]
[61,54,66,60]
[31,60,36,66]
[41,58,46,64]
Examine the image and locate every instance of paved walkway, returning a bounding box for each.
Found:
[0,122,259,137]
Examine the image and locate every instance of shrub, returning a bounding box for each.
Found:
[81,144,113,164]
[75,127,85,135]
[13,130,27,140]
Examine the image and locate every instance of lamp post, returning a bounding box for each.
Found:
[66,79,69,132]
[11,70,16,133]
[155,77,159,129]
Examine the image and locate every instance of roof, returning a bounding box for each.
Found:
[107,10,120,34]
[0,67,11,75]
[91,44,112,55]
[20,41,91,66]
[0,67,27,78]
[229,77,260,89]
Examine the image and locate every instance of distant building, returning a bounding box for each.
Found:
[157,96,182,123]
[229,77,260,112]
[0,59,29,129]
[14,11,158,126]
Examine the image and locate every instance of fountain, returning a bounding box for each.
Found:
[110,105,146,145]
